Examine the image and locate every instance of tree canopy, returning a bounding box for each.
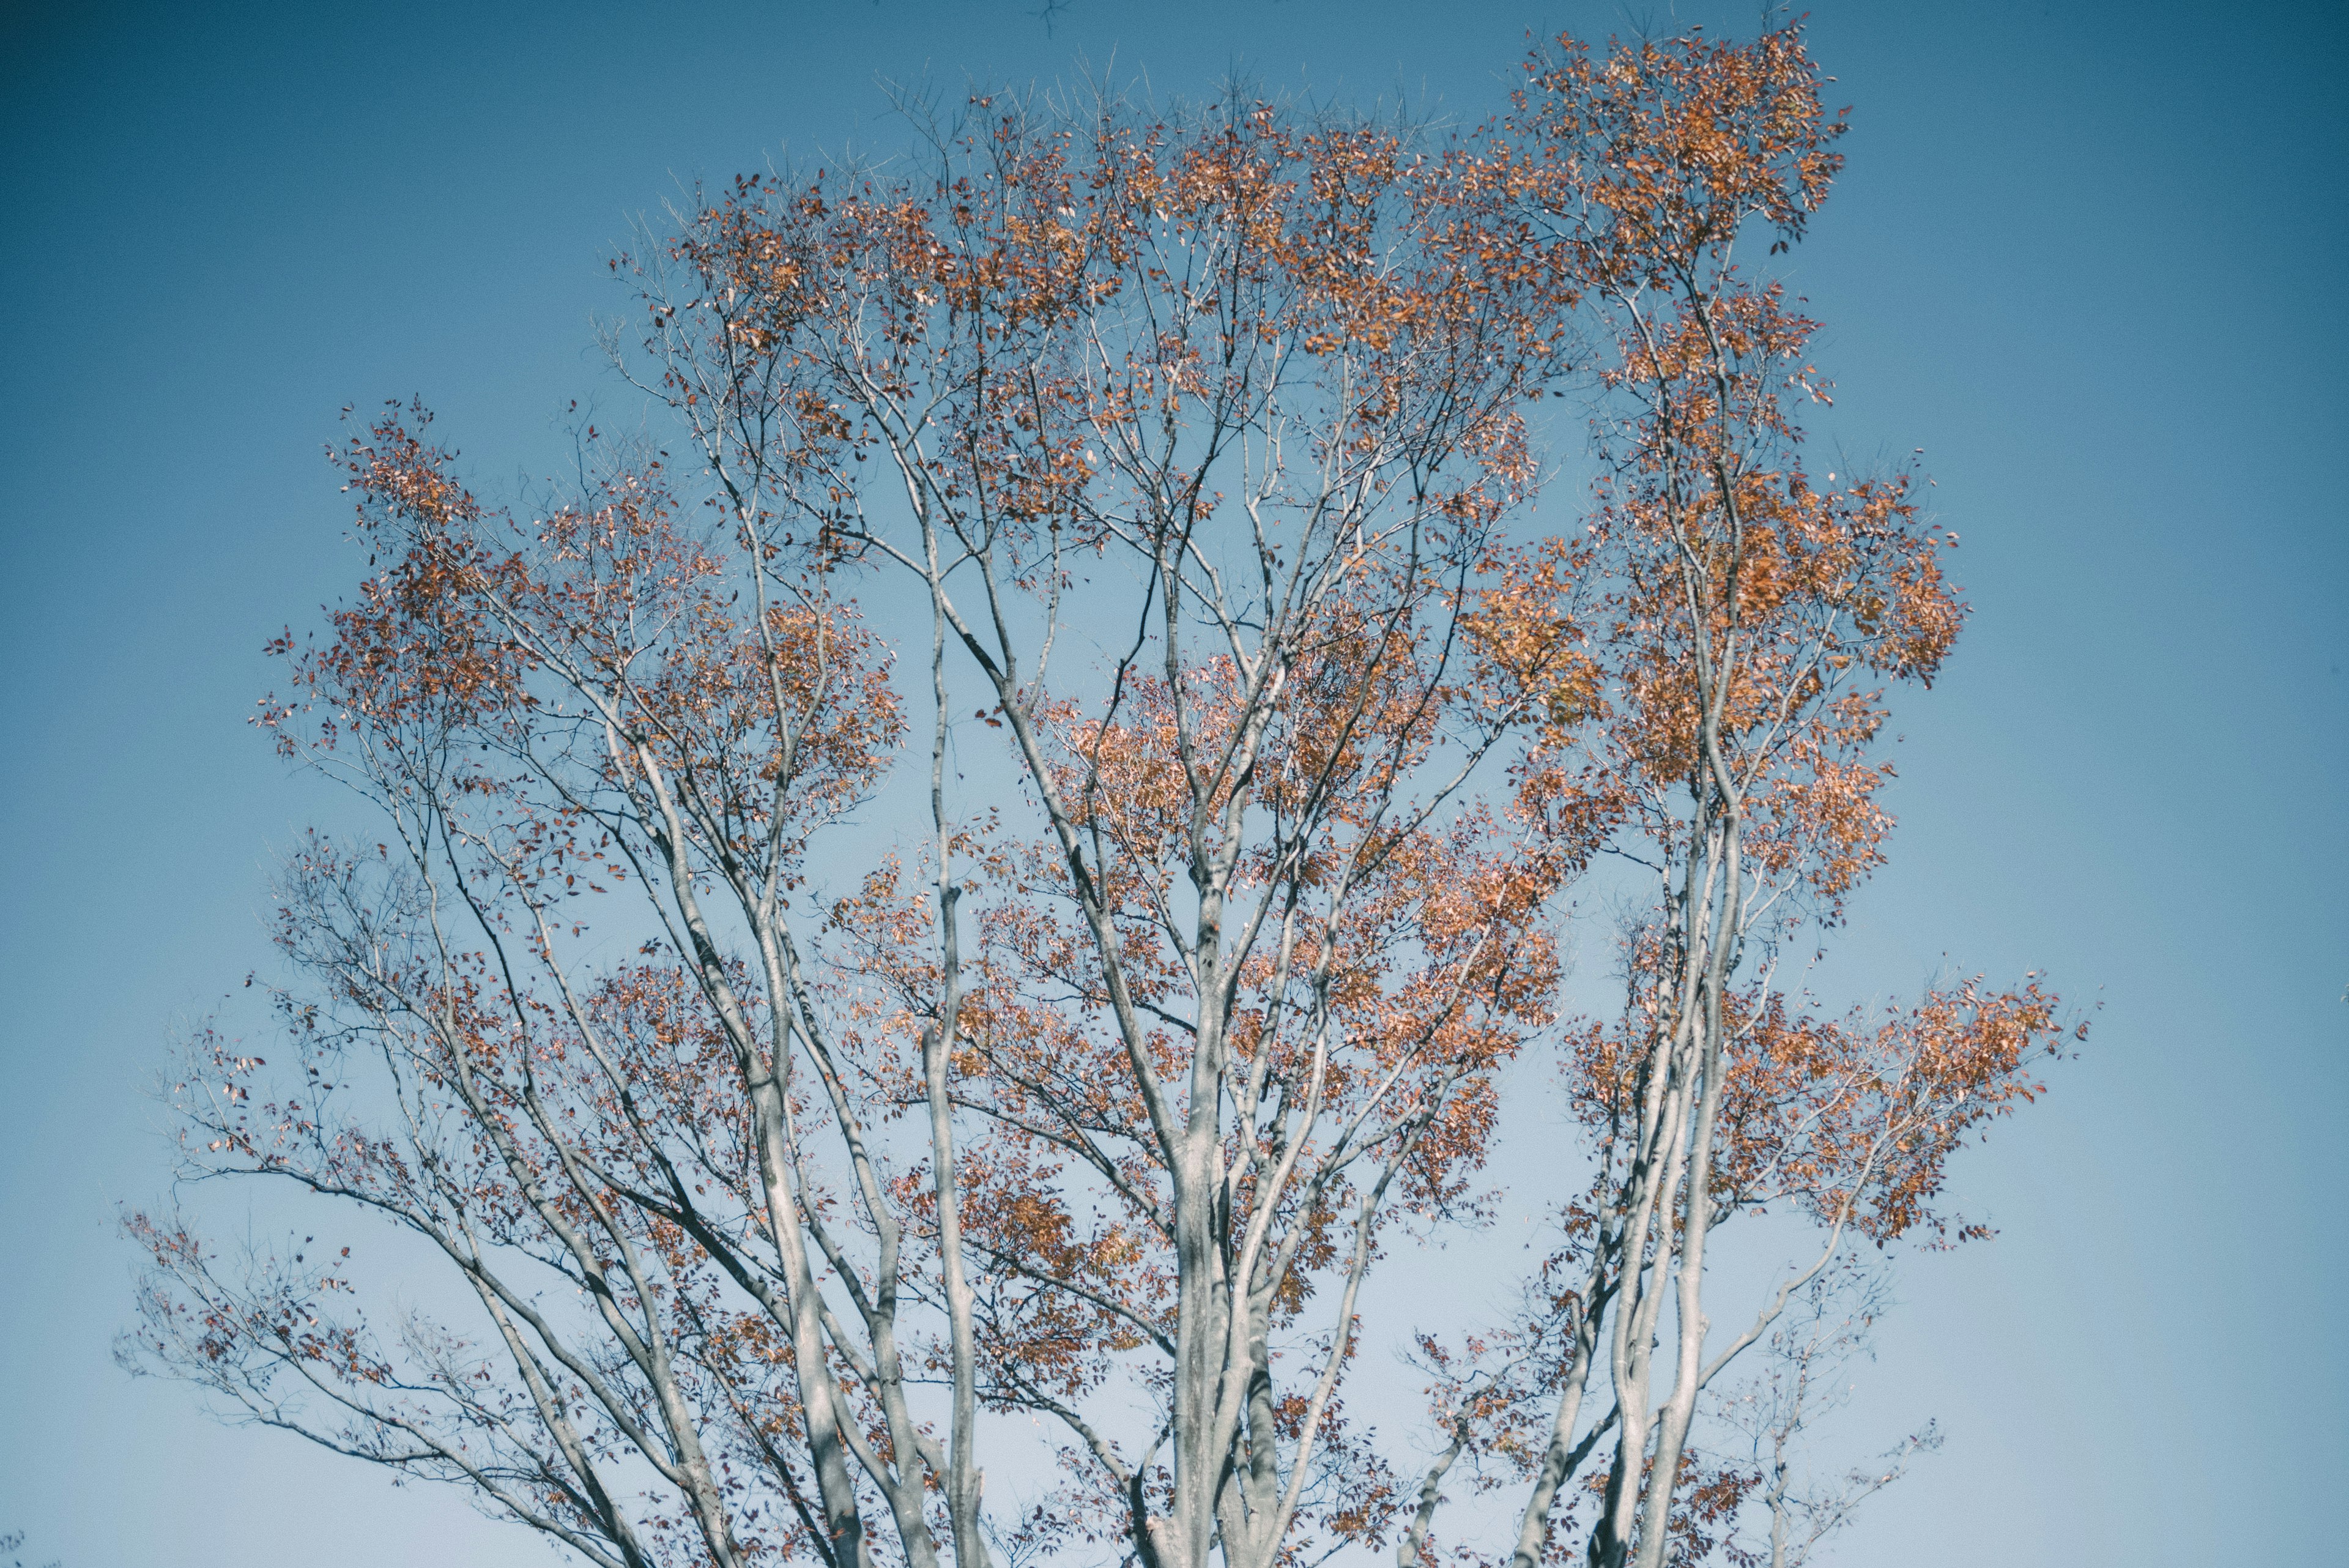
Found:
[124,22,2075,1568]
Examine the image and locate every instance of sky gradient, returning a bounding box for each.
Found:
[2,1,2343,1563]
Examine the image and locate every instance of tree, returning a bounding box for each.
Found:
[124,20,2074,1568]
[1393,33,2073,1568]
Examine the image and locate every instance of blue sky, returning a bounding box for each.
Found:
[1,1,2342,1563]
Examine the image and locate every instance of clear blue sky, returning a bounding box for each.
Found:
[1,1,2341,1563]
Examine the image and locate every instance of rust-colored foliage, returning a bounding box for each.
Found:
[1395,26,2073,1568]
[124,21,2070,1568]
